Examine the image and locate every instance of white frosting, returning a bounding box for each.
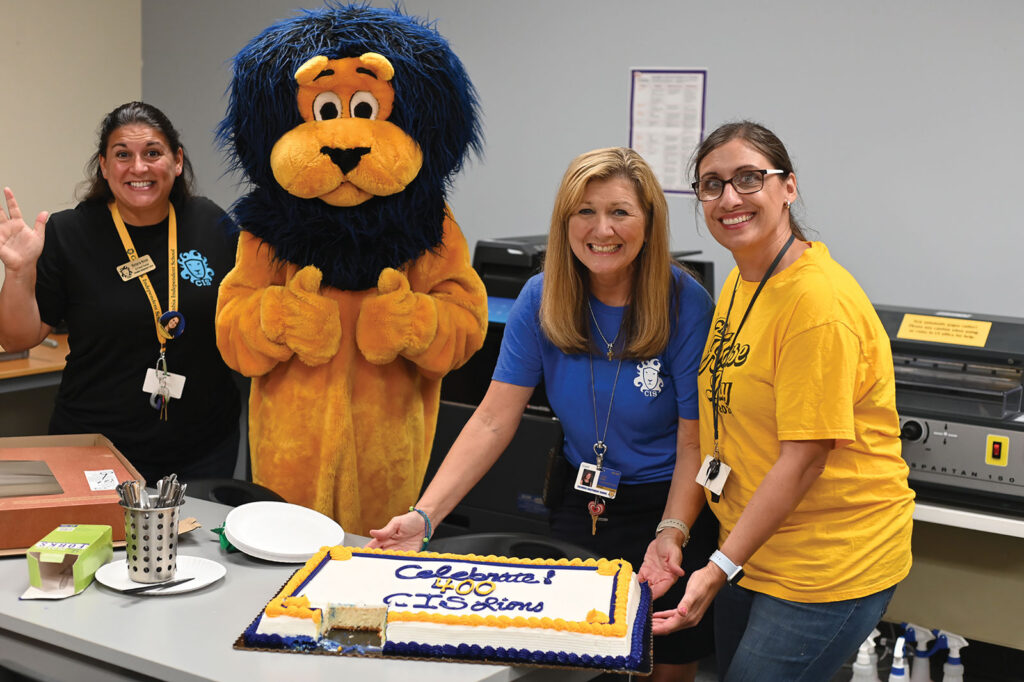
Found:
[302,554,616,621]
[255,550,644,662]
[255,613,320,639]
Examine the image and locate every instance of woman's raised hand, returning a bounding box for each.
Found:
[0,188,48,273]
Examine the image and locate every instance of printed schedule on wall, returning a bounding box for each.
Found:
[628,69,707,194]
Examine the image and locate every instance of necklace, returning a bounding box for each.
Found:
[587,346,624,534]
[589,351,624,469]
[586,298,619,361]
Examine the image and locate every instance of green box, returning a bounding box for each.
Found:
[27,524,113,596]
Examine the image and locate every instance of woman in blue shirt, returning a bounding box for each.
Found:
[370,147,717,681]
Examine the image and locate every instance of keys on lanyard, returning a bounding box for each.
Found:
[588,498,605,536]
[149,350,171,420]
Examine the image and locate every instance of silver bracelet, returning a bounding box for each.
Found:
[655,518,690,547]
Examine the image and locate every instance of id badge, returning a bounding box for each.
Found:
[143,367,186,399]
[574,462,620,499]
[697,455,731,497]
[116,254,156,281]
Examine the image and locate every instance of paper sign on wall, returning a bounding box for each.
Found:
[629,69,707,194]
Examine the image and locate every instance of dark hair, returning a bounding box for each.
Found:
[691,120,806,240]
[78,101,195,205]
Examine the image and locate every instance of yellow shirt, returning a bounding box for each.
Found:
[698,242,914,602]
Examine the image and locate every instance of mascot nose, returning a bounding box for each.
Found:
[320,146,371,174]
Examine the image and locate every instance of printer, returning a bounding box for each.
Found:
[471,235,548,299]
[875,304,1024,516]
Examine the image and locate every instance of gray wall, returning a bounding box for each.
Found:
[143,0,1023,318]
[0,0,141,293]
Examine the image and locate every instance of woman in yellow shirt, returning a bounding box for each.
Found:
[639,121,914,680]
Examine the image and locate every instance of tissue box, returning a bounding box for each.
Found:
[0,434,141,553]
[27,524,113,596]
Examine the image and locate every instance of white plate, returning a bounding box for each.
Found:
[95,556,226,595]
[223,501,344,563]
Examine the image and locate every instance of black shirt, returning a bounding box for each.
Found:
[35,198,240,476]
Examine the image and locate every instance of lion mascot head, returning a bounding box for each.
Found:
[217,2,482,290]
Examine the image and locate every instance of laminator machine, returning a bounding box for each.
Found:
[875,304,1024,516]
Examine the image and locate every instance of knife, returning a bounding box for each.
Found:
[121,577,195,595]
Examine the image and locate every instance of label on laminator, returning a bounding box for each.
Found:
[897,314,992,348]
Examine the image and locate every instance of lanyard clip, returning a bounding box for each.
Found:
[150,350,171,419]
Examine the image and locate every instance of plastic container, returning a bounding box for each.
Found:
[852,628,882,682]
[903,622,934,682]
[121,503,181,583]
[936,631,968,682]
[889,636,908,681]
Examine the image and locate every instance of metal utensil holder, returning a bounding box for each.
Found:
[121,503,181,583]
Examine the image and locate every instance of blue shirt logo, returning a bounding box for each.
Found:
[178,250,214,286]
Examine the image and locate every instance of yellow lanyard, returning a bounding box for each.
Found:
[108,202,178,350]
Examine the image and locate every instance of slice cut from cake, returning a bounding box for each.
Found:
[242,545,652,672]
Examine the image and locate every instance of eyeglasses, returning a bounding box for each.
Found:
[692,169,786,202]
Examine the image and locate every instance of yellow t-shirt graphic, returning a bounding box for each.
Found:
[698,242,915,602]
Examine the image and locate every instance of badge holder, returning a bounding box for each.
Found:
[697,454,731,503]
[574,462,621,499]
[143,351,186,421]
[575,442,622,535]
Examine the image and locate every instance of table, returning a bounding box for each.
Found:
[0,495,594,682]
[0,334,67,395]
[885,500,1024,650]
[914,500,1024,539]
[0,335,67,439]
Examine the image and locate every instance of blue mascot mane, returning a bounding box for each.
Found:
[217,3,482,291]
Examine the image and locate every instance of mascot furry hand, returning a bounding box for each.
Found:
[216,4,487,535]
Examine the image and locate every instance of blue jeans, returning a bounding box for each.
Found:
[714,582,897,681]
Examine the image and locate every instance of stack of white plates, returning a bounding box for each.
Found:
[224,501,345,563]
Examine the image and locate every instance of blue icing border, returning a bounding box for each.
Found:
[243,617,319,651]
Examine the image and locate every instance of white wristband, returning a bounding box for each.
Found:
[709,549,744,584]
[655,518,690,547]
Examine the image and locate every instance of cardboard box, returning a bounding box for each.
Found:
[26,524,113,597]
[0,434,142,553]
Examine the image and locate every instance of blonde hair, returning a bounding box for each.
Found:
[540,147,677,358]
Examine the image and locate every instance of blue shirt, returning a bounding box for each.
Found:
[493,268,713,483]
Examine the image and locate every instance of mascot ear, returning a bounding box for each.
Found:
[358,52,395,82]
[295,55,331,85]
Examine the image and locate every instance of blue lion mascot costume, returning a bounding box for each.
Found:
[215,3,487,535]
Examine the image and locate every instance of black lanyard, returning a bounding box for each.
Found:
[711,233,796,449]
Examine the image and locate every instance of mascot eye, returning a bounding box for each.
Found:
[313,91,343,120]
[349,91,380,120]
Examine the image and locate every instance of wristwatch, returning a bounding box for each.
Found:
[709,550,744,584]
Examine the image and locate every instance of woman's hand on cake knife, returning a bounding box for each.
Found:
[366,510,428,551]
[637,535,686,599]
